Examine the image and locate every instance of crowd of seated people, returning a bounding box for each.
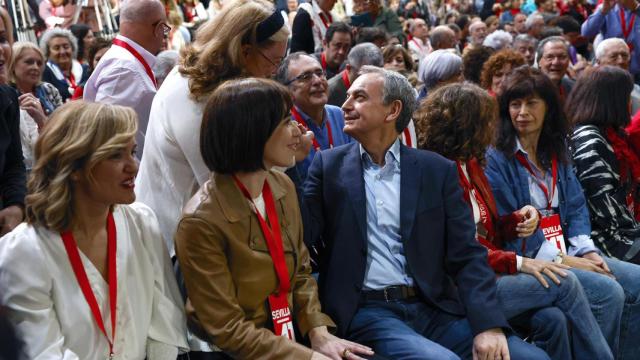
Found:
[1,0,640,358]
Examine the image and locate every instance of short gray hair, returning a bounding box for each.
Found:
[483,30,513,50]
[153,50,179,84]
[513,34,538,47]
[347,43,384,72]
[120,0,164,23]
[418,49,462,90]
[358,66,417,133]
[525,14,544,31]
[535,36,568,64]
[595,38,629,60]
[39,28,78,59]
[274,52,317,85]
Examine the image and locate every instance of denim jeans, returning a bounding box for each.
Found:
[496,271,612,359]
[346,298,549,360]
[571,257,640,360]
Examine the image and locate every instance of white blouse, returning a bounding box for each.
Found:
[0,203,189,359]
[135,68,209,256]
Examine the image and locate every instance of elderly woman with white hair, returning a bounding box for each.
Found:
[40,28,89,102]
[417,49,463,100]
[483,30,513,51]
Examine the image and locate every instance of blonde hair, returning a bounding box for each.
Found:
[9,42,45,84]
[26,101,137,232]
[179,0,289,100]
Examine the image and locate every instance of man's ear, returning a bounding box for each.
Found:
[384,99,403,124]
[322,39,329,49]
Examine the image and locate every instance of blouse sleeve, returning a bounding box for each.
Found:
[129,203,189,355]
[175,216,314,360]
[0,226,80,359]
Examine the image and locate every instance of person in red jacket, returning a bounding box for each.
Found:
[415,81,614,360]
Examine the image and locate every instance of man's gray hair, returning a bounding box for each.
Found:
[418,49,462,91]
[358,66,417,133]
[535,35,568,64]
[525,14,544,31]
[483,30,513,50]
[153,50,179,84]
[595,38,629,60]
[513,34,538,47]
[274,52,317,85]
[408,18,426,34]
[347,43,384,72]
[39,28,78,59]
[120,0,164,23]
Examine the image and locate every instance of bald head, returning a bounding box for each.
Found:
[120,0,165,23]
[430,25,457,51]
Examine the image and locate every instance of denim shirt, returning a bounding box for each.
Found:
[294,105,352,182]
[360,139,413,290]
[484,146,598,260]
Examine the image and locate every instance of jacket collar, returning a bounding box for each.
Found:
[213,171,287,223]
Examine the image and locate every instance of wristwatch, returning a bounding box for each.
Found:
[553,251,564,264]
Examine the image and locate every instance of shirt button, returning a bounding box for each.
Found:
[377,200,383,206]
[375,174,381,180]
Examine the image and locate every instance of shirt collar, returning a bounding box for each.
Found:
[294,105,326,128]
[360,138,401,166]
[115,34,157,68]
[514,138,528,156]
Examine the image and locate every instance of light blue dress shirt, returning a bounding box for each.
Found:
[360,139,413,290]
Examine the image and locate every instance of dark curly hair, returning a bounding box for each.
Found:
[416,82,497,163]
[496,66,570,168]
[480,49,526,91]
[462,46,495,84]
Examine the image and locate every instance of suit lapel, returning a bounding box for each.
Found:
[400,146,421,244]
[341,144,368,242]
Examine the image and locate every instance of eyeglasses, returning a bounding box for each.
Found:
[285,69,326,85]
[256,48,281,68]
[152,21,172,37]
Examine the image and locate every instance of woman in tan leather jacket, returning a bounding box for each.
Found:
[174,78,374,360]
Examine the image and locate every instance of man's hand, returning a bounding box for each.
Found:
[295,122,314,163]
[562,254,614,278]
[582,251,612,274]
[309,326,374,360]
[520,257,570,288]
[515,205,539,238]
[0,205,24,236]
[473,328,510,360]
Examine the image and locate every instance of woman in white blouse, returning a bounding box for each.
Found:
[0,101,189,359]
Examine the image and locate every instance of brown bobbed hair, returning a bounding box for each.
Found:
[480,49,526,90]
[26,101,137,232]
[382,44,414,72]
[416,82,497,163]
[565,65,634,130]
[495,66,570,168]
[200,78,293,174]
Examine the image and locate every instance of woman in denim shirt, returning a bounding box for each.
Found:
[485,65,640,360]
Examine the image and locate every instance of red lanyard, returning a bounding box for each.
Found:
[456,161,495,239]
[67,72,77,91]
[620,8,636,51]
[318,12,332,30]
[341,70,351,89]
[402,128,412,147]
[112,38,158,88]
[515,152,558,210]
[320,52,327,71]
[291,106,333,151]
[61,212,117,358]
[233,176,290,295]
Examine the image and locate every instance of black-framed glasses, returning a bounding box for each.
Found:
[285,68,326,85]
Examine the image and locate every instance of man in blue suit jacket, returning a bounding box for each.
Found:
[302,67,549,360]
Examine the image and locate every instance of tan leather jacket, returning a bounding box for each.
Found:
[175,170,335,359]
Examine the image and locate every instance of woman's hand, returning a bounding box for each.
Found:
[515,205,539,238]
[582,251,612,275]
[294,123,314,163]
[309,326,374,360]
[520,257,570,288]
[562,254,614,278]
[18,93,47,129]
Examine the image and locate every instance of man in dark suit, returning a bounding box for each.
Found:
[303,66,549,359]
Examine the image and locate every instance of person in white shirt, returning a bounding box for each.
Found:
[407,18,432,62]
[136,0,289,255]
[0,101,189,359]
[84,0,169,156]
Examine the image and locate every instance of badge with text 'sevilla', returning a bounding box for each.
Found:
[269,292,296,340]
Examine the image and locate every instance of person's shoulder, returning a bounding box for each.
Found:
[407,146,453,166]
[324,104,343,116]
[0,223,50,266]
